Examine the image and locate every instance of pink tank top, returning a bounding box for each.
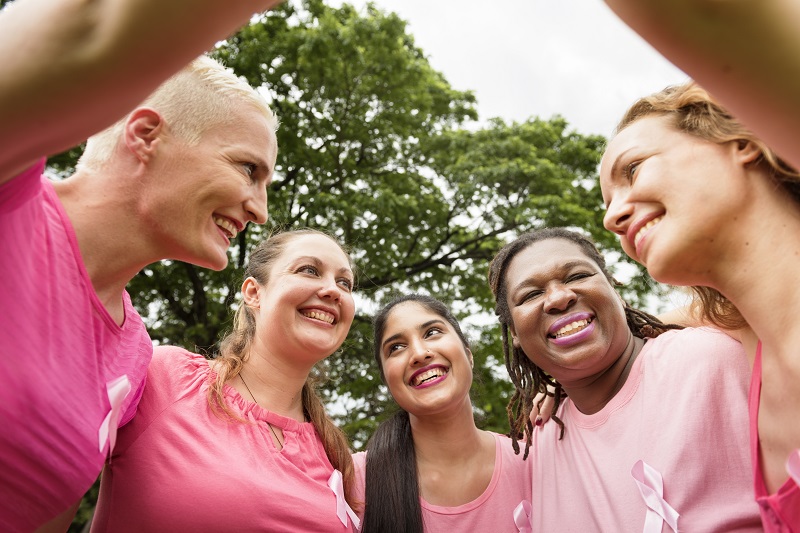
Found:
[749,342,800,531]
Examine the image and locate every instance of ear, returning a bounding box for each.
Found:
[509,323,521,349]
[241,277,261,307]
[616,291,627,307]
[123,107,165,164]
[466,348,474,369]
[735,139,762,166]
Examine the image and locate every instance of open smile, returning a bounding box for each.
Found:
[300,308,336,325]
[213,215,242,240]
[630,214,664,255]
[547,312,596,346]
[409,364,449,388]
[550,318,593,339]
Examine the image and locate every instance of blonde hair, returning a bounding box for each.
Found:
[78,55,277,170]
[209,228,358,509]
[616,81,800,329]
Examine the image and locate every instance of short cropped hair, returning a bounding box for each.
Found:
[78,55,277,170]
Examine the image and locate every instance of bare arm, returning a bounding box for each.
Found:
[0,0,283,183]
[604,0,800,171]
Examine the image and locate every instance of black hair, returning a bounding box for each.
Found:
[361,294,470,533]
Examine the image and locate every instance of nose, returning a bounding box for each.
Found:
[603,196,633,236]
[543,284,576,314]
[409,344,433,366]
[317,276,342,301]
[245,185,268,225]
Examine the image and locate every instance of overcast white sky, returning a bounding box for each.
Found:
[330,0,688,138]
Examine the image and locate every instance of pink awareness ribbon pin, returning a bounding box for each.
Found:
[787,449,800,486]
[98,375,131,455]
[328,469,360,530]
[513,500,532,533]
[631,459,679,533]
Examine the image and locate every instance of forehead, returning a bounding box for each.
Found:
[600,115,675,173]
[202,103,278,164]
[277,234,351,269]
[506,239,599,282]
[383,302,444,336]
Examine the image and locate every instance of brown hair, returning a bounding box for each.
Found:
[488,228,680,457]
[208,228,357,508]
[616,81,800,329]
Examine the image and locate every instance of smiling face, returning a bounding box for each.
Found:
[378,301,474,418]
[599,114,757,286]
[503,238,630,385]
[245,233,355,366]
[144,101,279,271]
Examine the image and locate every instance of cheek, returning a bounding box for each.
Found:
[512,327,544,366]
[510,308,538,340]
[620,238,638,262]
[343,295,356,319]
[383,362,406,391]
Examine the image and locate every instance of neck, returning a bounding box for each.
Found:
[54,168,160,323]
[410,396,484,464]
[237,347,311,422]
[562,334,644,415]
[410,398,496,507]
[706,187,800,367]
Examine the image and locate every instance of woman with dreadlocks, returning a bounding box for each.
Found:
[488,227,761,532]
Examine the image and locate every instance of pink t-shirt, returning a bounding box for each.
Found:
[92,346,356,532]
[530,327,761,532]
[0,161,151,532]
[750,342,800,532]
[353,433,532,532]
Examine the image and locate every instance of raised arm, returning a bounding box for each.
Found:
[0,0,282,183]
[604,0,800,170]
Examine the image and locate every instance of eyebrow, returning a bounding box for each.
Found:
[608,147,633,184]
[381,318,447,349]
[511,260,598,291]
[247,153,274,184]
[292,256,353,277]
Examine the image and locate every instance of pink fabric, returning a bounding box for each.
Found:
[749,342,800,532]
[353,433,532,532]
[0,161,151,532]
[529,327,761,532]
[92,346,354,532]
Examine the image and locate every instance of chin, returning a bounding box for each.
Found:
[193,247,230,271]
[299,340,342,360]
[208,257,230,271]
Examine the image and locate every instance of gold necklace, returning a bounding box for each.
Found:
[239,371,284,450]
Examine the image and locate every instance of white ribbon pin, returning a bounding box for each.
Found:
[513,500,532,533]
[631,460,679,533]
[328,469,360,530]
[98,375,132,454]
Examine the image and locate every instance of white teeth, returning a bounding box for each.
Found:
[554,319,590,338]
[213,216,238,239]
[633,216,663,249]
[411,367,447,386]
[302,310,334,324]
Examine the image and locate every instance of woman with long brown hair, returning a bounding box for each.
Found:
[92,229,360,531]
